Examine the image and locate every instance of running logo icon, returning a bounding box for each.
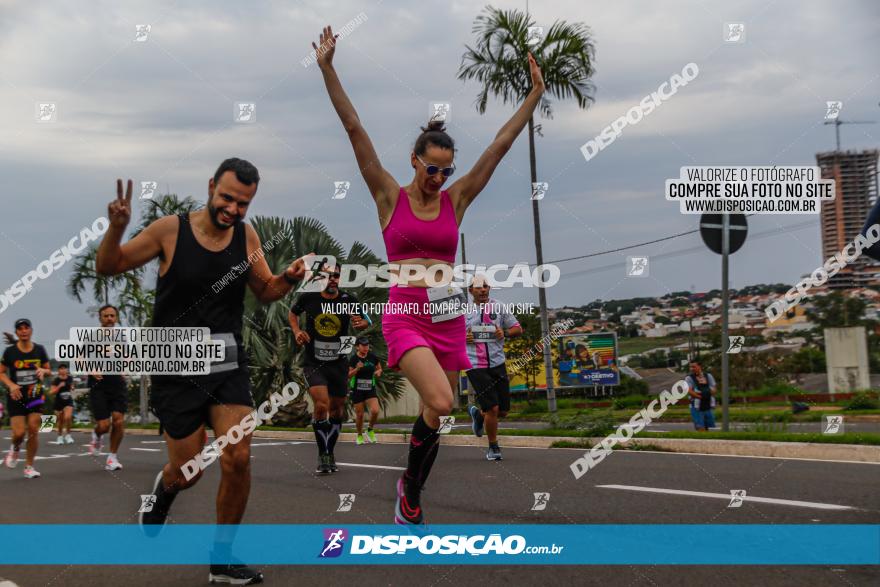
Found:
[823,415,844,435]
[139,494,157,513]
[724,23,745,43]
[626,256,649,277]
[140,181,158,200]
[134,24,151,42]
[531,182,548,201]
[824,101,843,120]
[727,335,745,354]
[531,492,550,511]
[526,26,544,46]
[336,494,355,512]
[319,528,348,558]
[36,102,57,123]
[431,102,450,124]
[235,103,256,123]
[39,415,56,432]
[297,255,338,293]
[438,416,455,434]
[333,181,350,200]
[728,490,746,508]
[338,336,356,355]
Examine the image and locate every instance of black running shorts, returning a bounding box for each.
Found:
[149,367,254,440]
[466,364,511,412]
[89,383,128,421]
[303,360,349,398]
[7,396,45,418]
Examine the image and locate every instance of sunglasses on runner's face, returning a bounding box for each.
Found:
[415,155,455,177]
[328,272,341,279]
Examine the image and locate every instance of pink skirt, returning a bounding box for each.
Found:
[382,286,471,372]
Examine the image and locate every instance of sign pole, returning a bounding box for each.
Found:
[721,215,730,432]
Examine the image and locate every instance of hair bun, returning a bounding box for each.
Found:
[421,119,447,134]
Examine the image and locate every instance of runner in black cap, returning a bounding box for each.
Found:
[49,362,75,445]
[1,319,51,478]
[348,336,382,445]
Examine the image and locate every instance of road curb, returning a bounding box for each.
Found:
[110,428,880,463]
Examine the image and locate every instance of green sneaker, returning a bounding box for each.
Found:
[367,429,377,444]
[356,434,365,445]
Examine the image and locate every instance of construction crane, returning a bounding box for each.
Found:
[824,118,877,151]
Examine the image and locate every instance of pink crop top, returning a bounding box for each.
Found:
[382,188,459,263]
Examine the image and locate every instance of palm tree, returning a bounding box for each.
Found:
[243,216,406,426]
[459,6,596,412]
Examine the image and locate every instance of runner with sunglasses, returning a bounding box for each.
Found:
[289,264,367,474]
[312,25,544,525]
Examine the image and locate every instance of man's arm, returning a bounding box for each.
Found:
[501,309,523,339]
[288,310,310,346]
[245,225,307,303]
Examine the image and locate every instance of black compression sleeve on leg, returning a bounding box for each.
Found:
[312,419,331,455]
[327,418,342,454]
[405,415,440,485]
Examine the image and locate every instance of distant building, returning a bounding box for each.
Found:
[816,149,880,288]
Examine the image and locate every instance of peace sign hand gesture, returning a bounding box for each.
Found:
[108,179,133,228]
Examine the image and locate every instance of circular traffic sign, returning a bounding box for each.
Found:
[699,213,748,255]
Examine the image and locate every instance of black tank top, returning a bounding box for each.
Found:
[153,213,249,355]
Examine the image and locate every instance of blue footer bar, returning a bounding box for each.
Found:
[1,525,877,565]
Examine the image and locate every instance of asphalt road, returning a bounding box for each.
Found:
[1,432,878,586]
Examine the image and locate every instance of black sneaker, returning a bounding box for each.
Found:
[394,475,424,525]
[468,405,484,437]
[486,445,503,461]
[315,454,331,475]
[208,563,263,584]
[139,470,178,537]
[328,453,338,473]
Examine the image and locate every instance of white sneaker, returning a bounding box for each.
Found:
[64,434,75,444]
[105,455,123,471]
[89,432,103,455]
[3,449,19,469]
[53,436,65,445]
[23,465,40,479]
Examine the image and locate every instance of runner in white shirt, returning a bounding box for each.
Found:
[464,275,522,460]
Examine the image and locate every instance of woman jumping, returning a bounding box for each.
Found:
[313,25,544,525]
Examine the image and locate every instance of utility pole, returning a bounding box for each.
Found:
[721,215,730,432]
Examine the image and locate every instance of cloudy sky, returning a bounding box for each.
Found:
[1,0,878,346]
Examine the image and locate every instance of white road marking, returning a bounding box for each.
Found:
[130,448,161,452]
[250,442,307,447]
[139,440,166,444]
[597,484,854,510]
[336,462,406,471]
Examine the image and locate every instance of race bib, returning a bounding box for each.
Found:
[426,285,467,323]
[356,379,373,391]
[16,369,37,386]
[471,324,496,342]
[60,391,72,400]
[314,340,341,361]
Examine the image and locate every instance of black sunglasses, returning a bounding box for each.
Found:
[415,154,455,177]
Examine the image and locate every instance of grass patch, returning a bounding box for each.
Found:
[637,430,880,445]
